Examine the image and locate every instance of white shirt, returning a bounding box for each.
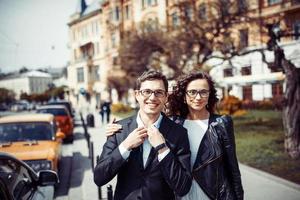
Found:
[119,113,169,167]
[182,119,210,200]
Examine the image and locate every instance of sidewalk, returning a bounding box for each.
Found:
[80,112,300,200]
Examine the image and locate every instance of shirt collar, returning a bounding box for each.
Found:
[136,112,163,129]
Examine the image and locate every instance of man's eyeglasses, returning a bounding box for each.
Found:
[186,89,209,98]
[138,89,166,98]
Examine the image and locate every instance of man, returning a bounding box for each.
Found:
[94,70,192,200]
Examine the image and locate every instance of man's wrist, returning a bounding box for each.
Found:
[158,146,169,154]
[121,140,131,150]
[154,143,167,152]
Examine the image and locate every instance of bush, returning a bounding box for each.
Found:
[241,98,283,110]
[219,95,242,115]
[111,103,133,113]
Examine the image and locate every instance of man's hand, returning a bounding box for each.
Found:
[121,127,148,150]
[147,125,165,148]
[106,123,122,137]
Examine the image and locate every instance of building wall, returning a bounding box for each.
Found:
[67,0,300,106]
[0,77,29,99]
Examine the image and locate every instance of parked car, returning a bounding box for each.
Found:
[46,100,75,118]
[0,152,58,200]
[0,113,65,173]
[36,105,74,142]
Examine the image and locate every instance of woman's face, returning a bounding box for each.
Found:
[185,78,210,113]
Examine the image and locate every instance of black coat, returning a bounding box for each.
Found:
[94,113,192,200]
[173,114,244,200]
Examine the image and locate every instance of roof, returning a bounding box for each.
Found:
[0,70,52,81]
[82,0,102,16]
[0,114,54,124]
[23,70,52,78]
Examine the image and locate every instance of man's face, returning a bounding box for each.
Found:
[135,80,167,117]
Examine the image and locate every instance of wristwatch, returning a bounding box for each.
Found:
[154,143,167,152]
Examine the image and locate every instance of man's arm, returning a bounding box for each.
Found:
[94,126,147,186]
[158,127,192,197]
[93,134,126,186]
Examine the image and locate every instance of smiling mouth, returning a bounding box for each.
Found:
[146,102,158,108]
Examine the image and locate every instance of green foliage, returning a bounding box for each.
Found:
[234,110,300,184]
[0,88,15,104]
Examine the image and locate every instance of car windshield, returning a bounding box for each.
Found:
[47,102,72,115]
[0,122,54,142]
[37,108,68,116]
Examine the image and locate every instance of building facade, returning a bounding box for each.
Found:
[67,0,300,108]
[0,71,52,99]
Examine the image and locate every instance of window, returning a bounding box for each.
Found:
[172,12,179,27]
[272,83,283,98]
[241,66,251,75]
[115,6,119,21]
[142,0,157,8]
[223,68,233,77]
[268,0,282,5]
[238,0,247,12]
[111,34,116,48]
[185,5,193,20]
[239,29,249,49]
[198,4,206,20]
[125,5,130,20]
[112,57,118,65]
[294,21,300,40]
[74,49,77,60]
[242,85,252,100]
[77,67,84,83]
[94,66,100,81]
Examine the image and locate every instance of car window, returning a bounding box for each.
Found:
[0,122,54,142]
[47,102,72,114]
[37,108,68,116]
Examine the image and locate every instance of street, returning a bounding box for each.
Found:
[52,112,300,200]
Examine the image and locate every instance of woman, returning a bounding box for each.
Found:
[106,71,244,200]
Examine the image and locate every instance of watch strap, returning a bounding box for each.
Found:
[154,143,167,152]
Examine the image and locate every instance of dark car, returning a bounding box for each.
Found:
[46,100,75,118]
[0,152,58,200]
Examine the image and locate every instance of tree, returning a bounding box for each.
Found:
[0,88,15,104]
[117,0,300,158]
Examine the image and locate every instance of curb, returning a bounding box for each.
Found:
[240,163,300,191]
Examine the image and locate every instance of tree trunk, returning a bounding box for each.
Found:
[282,58,300,158]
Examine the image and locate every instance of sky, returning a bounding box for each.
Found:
[0,0,92,73]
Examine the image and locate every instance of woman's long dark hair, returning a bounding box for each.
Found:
[167,71,219,118]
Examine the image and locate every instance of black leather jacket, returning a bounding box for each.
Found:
[173,114,244,200]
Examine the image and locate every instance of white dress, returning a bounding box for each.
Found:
[181,119,210,200]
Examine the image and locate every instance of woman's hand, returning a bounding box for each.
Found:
[105,119,123,136]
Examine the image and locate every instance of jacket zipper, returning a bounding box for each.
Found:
[193,154,222,172]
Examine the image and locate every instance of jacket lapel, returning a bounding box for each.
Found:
[192,114,218,170]
[125,115,144,169]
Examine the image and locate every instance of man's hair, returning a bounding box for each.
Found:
[135,70,168,92]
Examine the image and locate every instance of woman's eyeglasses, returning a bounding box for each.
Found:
[186,89,209,98]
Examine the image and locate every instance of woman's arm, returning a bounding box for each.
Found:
[221,115,244,200]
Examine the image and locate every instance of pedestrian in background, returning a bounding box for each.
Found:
[106,71,244,200]
[94,70,192,200]
[101,100,111,123]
